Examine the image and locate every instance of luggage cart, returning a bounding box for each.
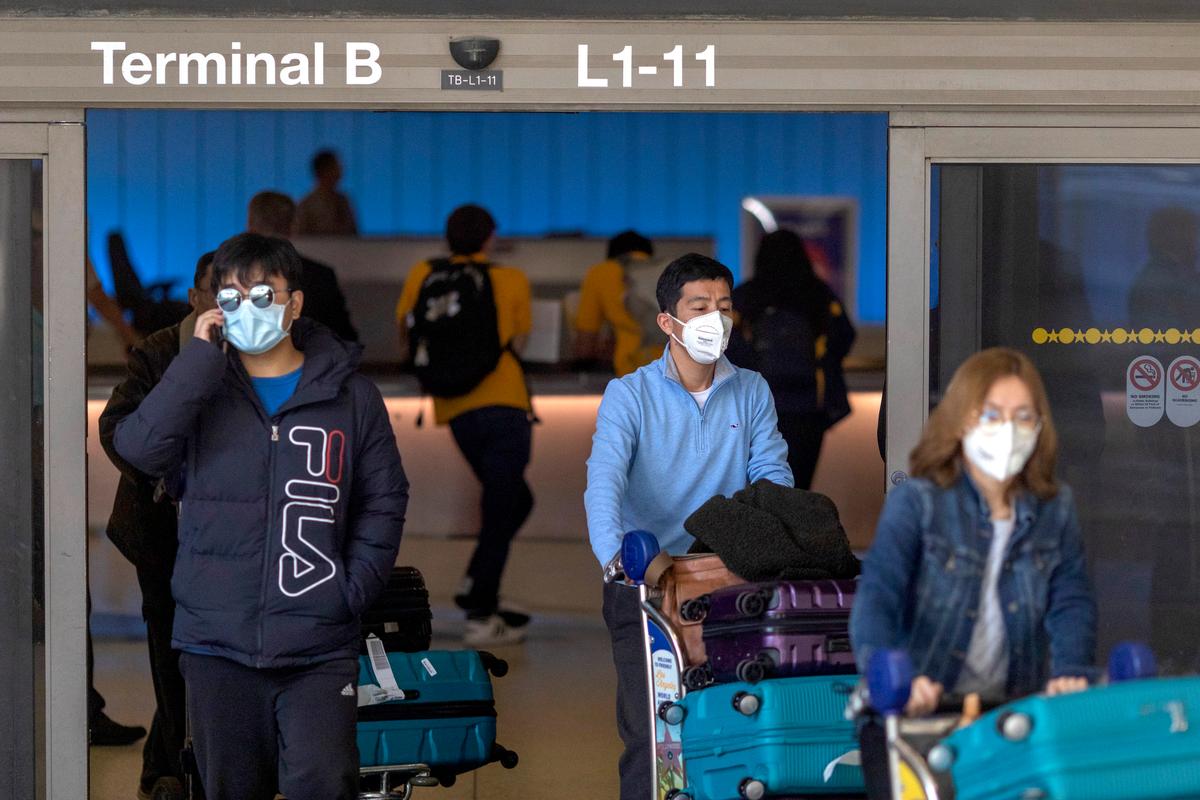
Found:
[857,643,1165,800]
[609,532,864,800]
[356,744,519,800]
[605,530,692,800]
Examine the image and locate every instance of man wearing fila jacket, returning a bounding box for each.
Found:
[114,233,408,800]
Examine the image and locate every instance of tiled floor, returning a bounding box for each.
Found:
[89,609,622,800]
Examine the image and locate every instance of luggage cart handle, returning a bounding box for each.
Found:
[606,530,664,585]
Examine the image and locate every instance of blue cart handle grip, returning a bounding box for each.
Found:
[1109,641,1157,683]
[620,530,661,585]
[867,649,914,716]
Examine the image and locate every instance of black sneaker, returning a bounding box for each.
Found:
[496,600,532,628]
[138,777,186,800]
[455,591,532,629]
[89,711,147,747]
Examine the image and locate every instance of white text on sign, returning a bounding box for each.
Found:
[90,41,382,86]
[577,44,716,88]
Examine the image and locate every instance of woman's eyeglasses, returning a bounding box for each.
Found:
[977,405,1042,433]
[216,284,294,313]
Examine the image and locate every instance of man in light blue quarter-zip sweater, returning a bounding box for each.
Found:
[585,253,793,799]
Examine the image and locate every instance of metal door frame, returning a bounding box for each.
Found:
[884,111,1200,487]
[0,111,87,800]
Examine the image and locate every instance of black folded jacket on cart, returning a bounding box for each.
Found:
[684,479,861,582]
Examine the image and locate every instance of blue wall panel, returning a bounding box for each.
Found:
[86,110,888,322]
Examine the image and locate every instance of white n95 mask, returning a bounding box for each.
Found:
[962,421,1039,483]
[669,310,733,365]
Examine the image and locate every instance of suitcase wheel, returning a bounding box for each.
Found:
[928,743,956,773]
[997,710,1033,742]
[734,588,772,619]
[659,701,686,726]
[478,651,509,678]
[683,664,713,691]
[680,595,710,623]
[492,743,520,770]
[731,691,760,716]
[665,790,691,800]
[735,656,772,684]
[410,774,441,788]
[739,778,766,800]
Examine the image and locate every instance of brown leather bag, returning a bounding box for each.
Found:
[645,552,745,667]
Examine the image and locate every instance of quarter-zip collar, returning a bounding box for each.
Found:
[659,346,737,395]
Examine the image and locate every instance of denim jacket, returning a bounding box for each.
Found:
[849,473,1098,698]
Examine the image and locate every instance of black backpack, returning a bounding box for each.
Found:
[407,258,503,398]
[745,306,819,396]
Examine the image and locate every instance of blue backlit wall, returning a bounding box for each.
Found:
[86,110,888,322]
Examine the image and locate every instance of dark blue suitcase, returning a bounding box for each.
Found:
[670,674,865,798]
[356,648,515,779]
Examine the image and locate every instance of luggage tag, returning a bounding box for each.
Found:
[360,634,407,706]
[822,748,862,783]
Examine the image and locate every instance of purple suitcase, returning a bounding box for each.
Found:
[681,580,857,689]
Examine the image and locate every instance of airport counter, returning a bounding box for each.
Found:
[85,370,885,622]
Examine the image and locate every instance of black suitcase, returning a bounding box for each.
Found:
[360,566,433,654]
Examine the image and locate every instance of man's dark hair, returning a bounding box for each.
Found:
[607,230,653,260]
[655,253,735,314]
[445,204,496,256]
[311,149,339,177]
[193,251,215,290]
[210,233,302,294]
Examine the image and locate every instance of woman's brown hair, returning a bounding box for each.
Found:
[910,347,1059,499]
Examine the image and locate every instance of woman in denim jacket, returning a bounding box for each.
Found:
[851,348,1097,795]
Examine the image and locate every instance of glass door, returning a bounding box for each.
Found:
[887,118,1200,675]
[0,119,87,799]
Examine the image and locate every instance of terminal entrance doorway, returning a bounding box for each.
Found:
[888,120,1200,675]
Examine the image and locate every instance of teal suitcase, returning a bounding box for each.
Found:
[940,676,1200,800]
[356,648,513,778]
[672,674,864,798]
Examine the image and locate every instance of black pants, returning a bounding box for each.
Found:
[776,411,828,491]
[179,653,359,800]
[449,406,534,615]
[137,566,189,791]
[858,716,893,800]
[86,589,106,722]
[602,582,650,800]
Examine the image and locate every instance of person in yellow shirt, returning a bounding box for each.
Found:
[395,205,534,646]
[574,230,662,377]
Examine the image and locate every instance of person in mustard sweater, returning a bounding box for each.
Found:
[574,230,662,377]
[395,205,535,646]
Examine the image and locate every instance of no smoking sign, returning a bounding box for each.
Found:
[1167,356,1200,427]
[1127,355,1165,427]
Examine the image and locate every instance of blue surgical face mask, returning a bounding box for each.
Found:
[223,299,291,355]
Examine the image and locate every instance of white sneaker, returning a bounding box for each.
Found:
[463,614,527,647]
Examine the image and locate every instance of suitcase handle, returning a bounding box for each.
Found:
[825,636,852,654]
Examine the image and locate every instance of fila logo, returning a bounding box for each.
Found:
[279,426,346,598]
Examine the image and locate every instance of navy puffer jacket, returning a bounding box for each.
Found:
[114,319,408,668]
